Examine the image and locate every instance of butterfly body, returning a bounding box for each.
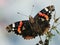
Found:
[6,5,55,39]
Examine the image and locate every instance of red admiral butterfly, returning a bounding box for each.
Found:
[6,5,55,40]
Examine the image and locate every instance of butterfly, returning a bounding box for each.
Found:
[6,5,55,40]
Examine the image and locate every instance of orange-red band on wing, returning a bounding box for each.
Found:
[38,12,49,20]
[18,21,23,33]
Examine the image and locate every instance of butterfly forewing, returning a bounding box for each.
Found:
[6,20,38,39]
[34,5,55,35]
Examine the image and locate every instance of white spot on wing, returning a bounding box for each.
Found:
[41,18,45,21]
[49,11,51,13]
[12,23,15,27]
[45,8,48,11]
[12,28,14,30]
[12,24,15,30]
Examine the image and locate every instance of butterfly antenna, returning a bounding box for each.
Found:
[17,12,29,17]
[17,5,34,17]
[30,5,34,15]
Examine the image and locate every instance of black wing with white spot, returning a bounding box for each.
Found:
[6,20,38,39]
[34,5,55,22]
[33,5,55,35]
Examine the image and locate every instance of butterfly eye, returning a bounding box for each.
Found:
[41,18,45,21]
